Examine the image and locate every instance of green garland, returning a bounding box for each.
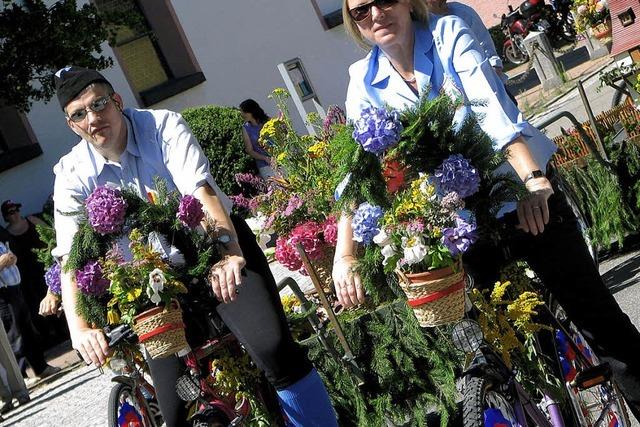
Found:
[63,178,221,327]
[305,301,461,426]
[331,93,524,301]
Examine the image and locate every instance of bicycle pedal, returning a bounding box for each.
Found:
[570,363,612,390]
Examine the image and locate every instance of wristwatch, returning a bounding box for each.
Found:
[216,234,236,246]
[523,169,544,184]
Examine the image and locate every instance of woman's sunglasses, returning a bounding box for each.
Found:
[349,0,399,22]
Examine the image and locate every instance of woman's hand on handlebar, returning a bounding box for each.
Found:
[332,255,365,308]
[208,254,246,303]
[516,176,554,236]
[72,327,110,367]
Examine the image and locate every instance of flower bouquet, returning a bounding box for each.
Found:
[231,89,344,290]
[572,0,610,36]
[332,94,523,326]
[63,180,222,359]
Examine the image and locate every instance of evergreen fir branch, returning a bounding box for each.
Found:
[65,222,113,272]
[34,214,56,267]
[76,293,108,328]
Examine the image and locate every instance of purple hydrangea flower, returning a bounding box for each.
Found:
[76,261,110,296]
[44,263,62,295]
[441,216,478,257]
[352,202,384,245]
[177,195,205,228]
[85,186,127,235]
[434,154,480,198]
[352,107,403,155]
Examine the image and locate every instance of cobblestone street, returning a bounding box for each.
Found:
[3,365,113,427]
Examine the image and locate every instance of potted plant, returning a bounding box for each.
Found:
[230,90,344,290]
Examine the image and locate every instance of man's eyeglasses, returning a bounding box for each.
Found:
[66,95,114,123]
[348,0,399,22]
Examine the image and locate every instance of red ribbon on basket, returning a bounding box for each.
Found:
[138,322,185,342]
[406,280,465,307]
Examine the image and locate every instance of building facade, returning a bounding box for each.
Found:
[0,0,363,221]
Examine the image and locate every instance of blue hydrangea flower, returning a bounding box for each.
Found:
[434,154,480,198]
[352,202,384,245]
[44,263,62,295]
[352,107,403,155]
[441,216,478,256]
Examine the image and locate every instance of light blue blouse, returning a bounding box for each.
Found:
[444,2,503,69]
[344,16,557,216]
[52,108,231,258]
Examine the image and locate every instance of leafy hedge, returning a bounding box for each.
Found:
[181,105,258,196]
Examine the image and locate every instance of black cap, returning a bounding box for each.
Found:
[1,200,22,219]
[54,66,110,110]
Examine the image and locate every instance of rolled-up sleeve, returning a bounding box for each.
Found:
[440,17,529,149]
[160,112,232,212]
[51,160,84,259]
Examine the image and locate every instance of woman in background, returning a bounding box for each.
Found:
[239,99,275,179]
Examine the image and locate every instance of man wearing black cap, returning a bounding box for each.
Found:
[51,67,337,427]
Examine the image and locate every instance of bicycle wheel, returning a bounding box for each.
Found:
[463,376,520,427]
[108,382,159,427]
[551,301,631,427]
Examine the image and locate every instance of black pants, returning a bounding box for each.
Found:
[0,286,48,376]
[148,216,312,427]
[462,175,640,420]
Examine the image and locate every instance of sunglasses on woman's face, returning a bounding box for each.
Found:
[349,0,399,22]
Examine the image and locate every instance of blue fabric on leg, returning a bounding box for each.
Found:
[276,368,338,427]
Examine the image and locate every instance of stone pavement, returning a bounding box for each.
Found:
[508,38,615,119]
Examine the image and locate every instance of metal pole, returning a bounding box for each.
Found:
[295,243,365,386]
[576,80,609,161]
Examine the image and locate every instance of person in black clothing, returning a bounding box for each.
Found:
[2,201,68,347]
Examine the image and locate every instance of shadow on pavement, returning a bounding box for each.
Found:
[602,256,640,294]
[507,46,590,94]
[2,368,103,427]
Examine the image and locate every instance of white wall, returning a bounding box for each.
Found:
[0,0,364,224]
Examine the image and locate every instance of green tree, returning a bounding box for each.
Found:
[0,0,128,112]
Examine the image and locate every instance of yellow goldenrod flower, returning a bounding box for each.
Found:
[308,141,328,157]
[490,280,511,304]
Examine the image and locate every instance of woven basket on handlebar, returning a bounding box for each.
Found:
[311,249,335,294]
[396,264,465,328]
[132,299,188,359]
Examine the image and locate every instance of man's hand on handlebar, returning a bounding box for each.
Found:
[73,328,111,367]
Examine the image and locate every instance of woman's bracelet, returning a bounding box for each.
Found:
[333,254,355,265]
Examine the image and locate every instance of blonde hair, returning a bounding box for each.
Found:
[342,0,429,49]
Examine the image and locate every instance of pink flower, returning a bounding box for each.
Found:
[283,195,304,217]
[322,216,338,246]
[275,236,303,271]
[177,195,204,228]
[289,221,324,260]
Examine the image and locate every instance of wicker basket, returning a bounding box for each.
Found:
[132,300,188,359]
[309,249,335,294]
[396,264,465,327]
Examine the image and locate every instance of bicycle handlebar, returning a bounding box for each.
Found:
[104,324,138,348]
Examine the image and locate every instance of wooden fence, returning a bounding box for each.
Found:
[551,101,640,166]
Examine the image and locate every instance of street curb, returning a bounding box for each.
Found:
[528,58,616,123]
